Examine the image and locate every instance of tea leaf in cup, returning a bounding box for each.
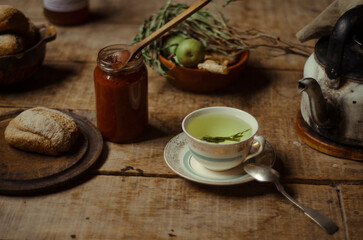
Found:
[201,129,251,143]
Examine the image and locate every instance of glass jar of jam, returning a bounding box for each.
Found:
[94,44,148,143]
[43,0,89,26]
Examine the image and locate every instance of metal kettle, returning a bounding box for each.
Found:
[298,5,363,147]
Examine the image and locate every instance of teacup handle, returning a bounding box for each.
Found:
[244,135,266,161]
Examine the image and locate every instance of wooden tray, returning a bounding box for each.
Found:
[0,109,103,195]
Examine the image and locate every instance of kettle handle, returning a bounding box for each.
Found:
[326,5,363,80]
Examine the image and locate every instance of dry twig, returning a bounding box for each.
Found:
[232,28,313,57]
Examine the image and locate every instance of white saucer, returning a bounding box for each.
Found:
[164,133,275,186]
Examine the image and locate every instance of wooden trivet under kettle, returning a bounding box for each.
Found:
[296,111,363,161]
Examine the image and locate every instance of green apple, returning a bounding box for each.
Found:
[175,38,205,68]
[162,35,185,58]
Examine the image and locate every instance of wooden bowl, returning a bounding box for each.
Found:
[0,25,56,86]
[159,50,249,93]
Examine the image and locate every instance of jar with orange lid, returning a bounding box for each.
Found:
[94,44,148,143]
[43,0,89,26]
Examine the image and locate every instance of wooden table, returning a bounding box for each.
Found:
[0,0,362,239]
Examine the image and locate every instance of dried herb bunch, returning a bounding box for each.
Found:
[132,0,247,76]
[132,0,313,76]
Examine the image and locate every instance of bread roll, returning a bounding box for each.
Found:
[0,5,29,35]
[0,34,24,55]
[4,107,79,156]
[0,5,39,53]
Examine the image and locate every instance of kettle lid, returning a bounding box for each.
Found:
[315,5,363,81]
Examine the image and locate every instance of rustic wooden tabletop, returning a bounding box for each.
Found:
[0,0,362,239]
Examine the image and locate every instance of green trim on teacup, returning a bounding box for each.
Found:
[189,148,243,162]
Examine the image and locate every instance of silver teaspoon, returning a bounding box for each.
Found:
[243,163,339,235]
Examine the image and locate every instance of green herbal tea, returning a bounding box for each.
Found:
[186,113,252,144]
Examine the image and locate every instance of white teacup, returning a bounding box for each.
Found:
[182,106,265,171]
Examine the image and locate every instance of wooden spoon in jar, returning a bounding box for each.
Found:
[114,0,211,69]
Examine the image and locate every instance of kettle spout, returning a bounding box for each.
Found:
[298,78,332,127]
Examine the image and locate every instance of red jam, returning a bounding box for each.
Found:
[94,45,148,143]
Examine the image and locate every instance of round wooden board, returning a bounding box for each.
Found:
[0,109,103,195]
[296,111,363,161]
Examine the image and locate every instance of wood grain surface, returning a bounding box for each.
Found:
[0,0,361,239]
[340,185,363,240]
[0,176,345,240]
